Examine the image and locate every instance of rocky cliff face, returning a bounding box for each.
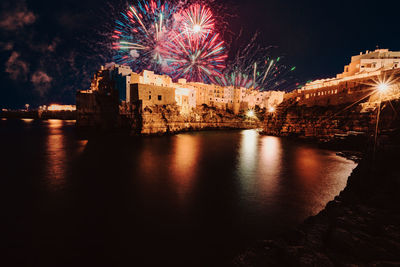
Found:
[262,99,399,142]
[77,91,261,134]
[138,104,261,135]
[234,132,400,266]
[235,99,400,266]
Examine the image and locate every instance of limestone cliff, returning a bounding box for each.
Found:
[136,104,261,135]
[235,97,400,266]
[262,98,399,144]
[77,91,262,135]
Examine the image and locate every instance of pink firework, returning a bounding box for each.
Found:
[179,4,215,40]
[164,30,227,83]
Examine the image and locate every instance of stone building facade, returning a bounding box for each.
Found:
[285,49,400,107]
[128,83,176,108]
[85,63,285,115]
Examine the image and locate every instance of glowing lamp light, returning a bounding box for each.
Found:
[193,24,201,33]
[377,82,389,93]
[247,110,255,118]
[268,107,275,113]
[47,104,76,111]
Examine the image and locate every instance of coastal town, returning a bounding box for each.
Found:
[2,48,399,135]
[67,48,399,135]
[2,0,400,264]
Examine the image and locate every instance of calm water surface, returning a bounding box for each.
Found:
[0,119,356,266]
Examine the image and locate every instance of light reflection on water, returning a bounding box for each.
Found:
[295,147,321,185]
[45,120,66,191]
[257,136,282,197]
[0,121,356,266]
[43,119,87,192]
[169,134,201,199]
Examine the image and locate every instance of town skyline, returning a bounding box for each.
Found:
[1,0,399,108]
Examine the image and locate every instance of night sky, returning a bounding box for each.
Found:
[1,0,399,108]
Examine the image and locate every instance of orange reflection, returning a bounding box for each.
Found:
[47,119,63,128]
[294,147,320,185]
[77,140,88,154]
[64,120,76,125]
[21,118,34,123]
[293,147,355,215]
[257,136,281,195]
[45,119,66,191]
[169,134,200,199]
[139,148,159,179]
[237,130,259,191]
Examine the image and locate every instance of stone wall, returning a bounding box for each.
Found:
[76,90,120,129]
[262,98,399,143]
[77,90,261,135]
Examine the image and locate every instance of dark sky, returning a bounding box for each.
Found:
[1,0,399,108]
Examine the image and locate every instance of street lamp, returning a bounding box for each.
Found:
[377,82,389,93]
[373,81,391,155]
[246,109,255,118]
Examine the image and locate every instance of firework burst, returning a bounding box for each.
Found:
[112,1,227,82]
[179,4,215,40]
[216,33,297,91]
[165,30,227,82]
[112,0,177,72]
[163,3,227,82]
[111,1,294,87]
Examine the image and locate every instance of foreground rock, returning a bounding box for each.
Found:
[234,133,400,266]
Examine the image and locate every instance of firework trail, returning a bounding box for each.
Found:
[179,3,215,40]
[163,3,227,82]
[111,1,294,88]
[112,0,177,72]
[216,33,297,91]
[164,31,227,83]
[112,0,227,83]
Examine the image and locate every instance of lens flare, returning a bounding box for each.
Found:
[377,82,389,92]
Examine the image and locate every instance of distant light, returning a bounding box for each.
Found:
[47,104,76,111]
[247,110,255,118]
[268,107,275,113]
[377,82,389,93]
[193,24,201,33]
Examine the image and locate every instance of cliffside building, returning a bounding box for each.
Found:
[286,49,400,107]
[81,63,285,115]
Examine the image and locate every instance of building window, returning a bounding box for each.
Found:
[149,95,151,100]
[158,95,162,101]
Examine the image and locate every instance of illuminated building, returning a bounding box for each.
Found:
[86,63,285,114]
[40,104,76,111]
[286,49,400,107]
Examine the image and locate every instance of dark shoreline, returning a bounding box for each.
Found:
[234,133,400,266]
